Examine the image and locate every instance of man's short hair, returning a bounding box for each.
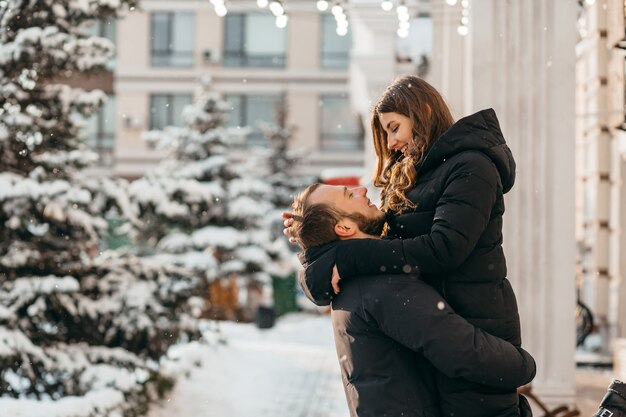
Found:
[291,184,345,249]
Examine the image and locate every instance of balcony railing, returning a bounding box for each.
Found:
[88,133,116,166]
[151,50,194,67]
[321,52,349,69]
[223,51,286,68]
[320,133,364,151]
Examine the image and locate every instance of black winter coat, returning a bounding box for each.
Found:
[302,109,531,416]
[300,244,536,417]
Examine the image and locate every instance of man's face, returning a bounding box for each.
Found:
[308,185,385,235]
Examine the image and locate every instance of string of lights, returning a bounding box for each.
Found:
[444,0,470,36]
[396,1,411,38]
[459,0,469,36]
[209,1,470,38]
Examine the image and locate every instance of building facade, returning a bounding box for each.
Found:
[103,0,382,178]
[82,0,433,179]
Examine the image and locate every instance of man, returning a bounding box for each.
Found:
[288,183,535,417]
[594,380,626,417]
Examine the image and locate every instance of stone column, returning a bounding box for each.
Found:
[428,1,469,118]
[610,140,626,340]
[348,1,399,188]
[467,0,578,408]
[605,0,626,346]
[575,0,624,354]
[609,0,626,337]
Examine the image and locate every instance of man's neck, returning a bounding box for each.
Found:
[343,232,380,240]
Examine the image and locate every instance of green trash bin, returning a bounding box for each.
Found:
[272,273,298,317]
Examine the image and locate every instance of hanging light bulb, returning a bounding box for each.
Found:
[257,0,269,8]
[269,0,284,16]
[337,25,348,36]
[461,0,469,7]
[457,25,468,36]
[397,2,410,24]
[381,0,393,11]
[461,16,469,25]
[276,13,288,28]
[446,0,458,5]
[399,20,410,30]
[397,27,409,38]
[331,4,344,16]
[317,0,329,11]
[585,0,596,4]
[214,2,228,17]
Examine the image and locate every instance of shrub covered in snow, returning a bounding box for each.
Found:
[0,1,206,415]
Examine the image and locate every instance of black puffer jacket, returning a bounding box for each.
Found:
[300,244,536,417]
[332,108,520,343]
[302,109,531,416]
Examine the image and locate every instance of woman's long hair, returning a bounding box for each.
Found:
[372,76,454,213]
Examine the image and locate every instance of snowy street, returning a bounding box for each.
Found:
[148,313,350,417]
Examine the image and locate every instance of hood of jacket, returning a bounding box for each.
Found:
[297,242,339,306]
[418,108,516,193]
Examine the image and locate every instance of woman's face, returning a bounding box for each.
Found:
[378,111,414,156]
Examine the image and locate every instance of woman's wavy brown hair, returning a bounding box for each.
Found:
[372,76,454,213]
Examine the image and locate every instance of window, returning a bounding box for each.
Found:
[151,12,195,67]
[319,94,363,151]
[149,94,193,130]
[320,14,352,69]
[82,19,117,70]
[223,13,286,68]
[224,94,284,146]
[85,95,116,166]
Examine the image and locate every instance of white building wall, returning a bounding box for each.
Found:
[428,1,469,119]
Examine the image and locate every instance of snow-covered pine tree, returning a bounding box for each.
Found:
[131,83,297,321]
[0,2,205,415]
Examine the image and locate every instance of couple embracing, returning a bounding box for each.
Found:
[284,75,535,417]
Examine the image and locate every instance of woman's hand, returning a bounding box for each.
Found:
[282,212,296,243]
[332,264,341,294]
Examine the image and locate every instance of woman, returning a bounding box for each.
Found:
[286,75,531,417]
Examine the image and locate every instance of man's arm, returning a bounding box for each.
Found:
[366,275,535,390]
[297,244,338,306]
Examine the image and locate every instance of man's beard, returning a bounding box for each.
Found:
[346,212,386,237]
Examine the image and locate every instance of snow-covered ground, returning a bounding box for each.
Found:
[148,313,350,417]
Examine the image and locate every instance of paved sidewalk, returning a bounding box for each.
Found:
[147,314,349,417]
[248,341,348,417]
[575,367,614,416]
